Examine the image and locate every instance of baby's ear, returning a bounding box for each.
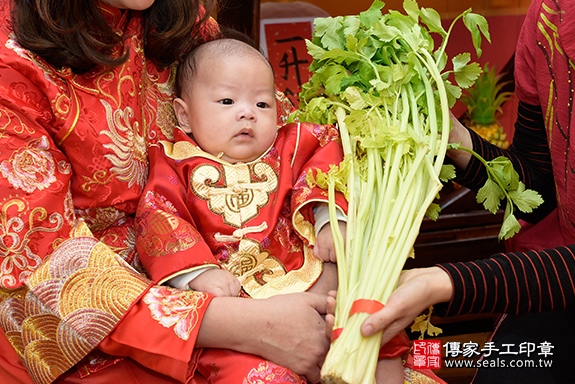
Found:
[173,97,193,134]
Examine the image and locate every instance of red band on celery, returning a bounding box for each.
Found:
[349,299,384,316]
[331,328,343,342]
[331,300,384,342]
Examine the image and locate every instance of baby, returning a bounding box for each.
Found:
[136,37,346,299]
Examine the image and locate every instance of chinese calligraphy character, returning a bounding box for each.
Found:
[443,341,462,358]
[519,342,536,357]
[499,343,518,355]
[462,342,481,358]
[538,341,554,357]
[480,341,499,357]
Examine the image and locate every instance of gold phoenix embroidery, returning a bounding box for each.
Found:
[192,162,278,228]
[100,100,148,189]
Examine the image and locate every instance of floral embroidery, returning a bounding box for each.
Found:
[302,122,340,147]
[144,286,207,340]
[243,361,304,384]
[0,136,56,193]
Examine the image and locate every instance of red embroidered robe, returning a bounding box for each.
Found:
[513,0,575,248]
[0,2,223,383]
[136,124,347,298]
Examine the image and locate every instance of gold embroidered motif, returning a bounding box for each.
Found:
[81,170,115,192]
[144,286,207,341]
[137,191,202,256]
[249,243,322,299]
[223,238,287,296]
[192,162,278,228]
[53,94,71,119]
[159,140,205,160]
[100,100,148,189]
[248,211,322,299]
[0,106,35,137]
[0,198,63,289]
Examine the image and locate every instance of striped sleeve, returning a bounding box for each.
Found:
[454,101,556,223]
[434,244,575,316]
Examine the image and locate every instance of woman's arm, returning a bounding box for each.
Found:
[197,293,330,383]
[361,244,575,345]
[448,102,556,223]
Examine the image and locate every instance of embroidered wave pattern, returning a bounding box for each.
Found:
[0,222,150,384]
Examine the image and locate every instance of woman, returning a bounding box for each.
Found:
[0,0,329,383]
[356,0,575,382]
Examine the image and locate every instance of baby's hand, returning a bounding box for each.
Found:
[313,221,346,263]
[188,268,241,297]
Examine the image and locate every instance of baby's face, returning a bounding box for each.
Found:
[183,55,278,164]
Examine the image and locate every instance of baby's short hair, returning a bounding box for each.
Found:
[176,37,273,98]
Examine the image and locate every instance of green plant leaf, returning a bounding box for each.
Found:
[420,7,446,36]
[476,178,504,213]
[439,164,456,182]
[508,182,545,213]
[500,211,521,240]
[463,12,491,58]
[452,53,482,89]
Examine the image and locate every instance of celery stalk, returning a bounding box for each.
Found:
[295,1,542,382]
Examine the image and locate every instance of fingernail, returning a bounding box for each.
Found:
[363,324,373,336]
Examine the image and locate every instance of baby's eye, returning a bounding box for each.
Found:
[256,102,270,109]
[219,99,234,105]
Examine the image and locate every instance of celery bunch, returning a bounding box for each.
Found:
[293,1,542,383]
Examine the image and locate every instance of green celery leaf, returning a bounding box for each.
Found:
[508,182,545,213]
[343,17,361,38]
[322,47,357,63]
[372,21,402,43]
[500,211,521,240]
[487,156,515,190]
[425,202,441,221]
[321,65,347,94]
[452,53,482,89]
[306,40,327,60]
[439,164,456,182]
[444,81,462,108]
[420,7,446,36]
[343,87,368,109]
[476,178,504,213]
[314,16,346,50]
[463,12,491,58]
[359,0,386,28]
[403,0,420,23]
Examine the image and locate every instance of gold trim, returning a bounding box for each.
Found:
[57,81,81,145]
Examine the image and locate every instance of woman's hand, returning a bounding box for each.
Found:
[198,292,330,383]
[360,267,453,345]
[447,111,474,170]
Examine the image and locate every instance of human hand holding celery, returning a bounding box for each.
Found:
[293,0,543,382]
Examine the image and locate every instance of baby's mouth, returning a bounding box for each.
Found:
[236,128,253,138]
